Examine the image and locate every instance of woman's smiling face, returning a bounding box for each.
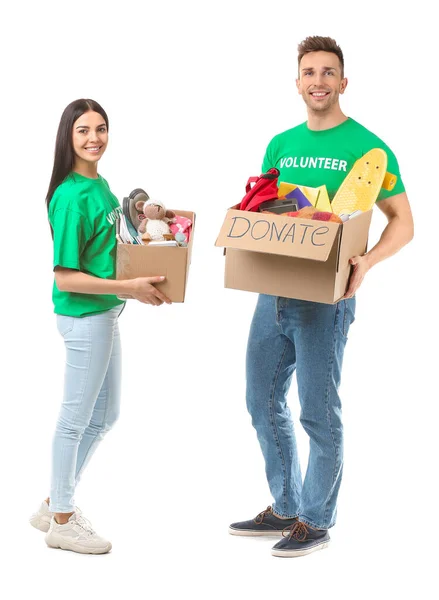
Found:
[72,110,108,166]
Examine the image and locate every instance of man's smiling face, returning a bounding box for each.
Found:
[296,51,347,113]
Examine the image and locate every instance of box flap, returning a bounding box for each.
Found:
[215,208,341,262]
[336,209,373,271]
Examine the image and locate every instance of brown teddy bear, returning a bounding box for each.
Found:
[135,198,177,242]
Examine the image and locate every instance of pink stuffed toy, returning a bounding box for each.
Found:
[169,215,193,244]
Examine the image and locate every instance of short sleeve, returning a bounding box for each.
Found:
[51,208,92,271]
[377,146,406,201]
[101,176,110,189]
[261,138,276,173]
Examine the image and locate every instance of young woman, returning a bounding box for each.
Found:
[29,99,171,554]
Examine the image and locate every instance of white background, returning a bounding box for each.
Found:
[1,1,436,598]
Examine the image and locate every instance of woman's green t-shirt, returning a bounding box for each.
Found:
[49,172,124,317]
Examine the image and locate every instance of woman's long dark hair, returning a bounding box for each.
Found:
[45,98,109,215]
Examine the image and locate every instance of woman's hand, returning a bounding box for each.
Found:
[130,276,172,306]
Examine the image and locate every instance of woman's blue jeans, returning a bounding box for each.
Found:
[49,306,123,513]
[246,295,355,529]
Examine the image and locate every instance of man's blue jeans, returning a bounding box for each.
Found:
[246,295,356,529]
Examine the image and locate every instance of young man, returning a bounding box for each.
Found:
[229,36,414,558]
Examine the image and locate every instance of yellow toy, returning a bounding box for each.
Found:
[331,149,397,215]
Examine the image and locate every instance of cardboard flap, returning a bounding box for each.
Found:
[215,209,341,262]
[337,209,373,271]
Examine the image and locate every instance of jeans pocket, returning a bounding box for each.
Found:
[56,315,74,337]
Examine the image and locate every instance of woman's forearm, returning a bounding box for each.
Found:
[55,268,133,295]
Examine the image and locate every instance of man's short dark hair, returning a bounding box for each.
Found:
[297,36,344,77]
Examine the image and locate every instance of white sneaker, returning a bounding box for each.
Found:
[45,512,112,554]
[29,500,53,533]
[29,501,81,533]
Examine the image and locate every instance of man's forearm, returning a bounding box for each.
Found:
[364,216,414,269]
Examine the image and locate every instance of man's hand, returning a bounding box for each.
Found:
[130,276,172,306]
[343,255,370,299]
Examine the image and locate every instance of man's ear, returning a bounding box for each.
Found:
[340,77,348,94]
[296,77,301,94]
[135,200,145,212]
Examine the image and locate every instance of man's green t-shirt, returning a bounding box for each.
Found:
[49,172,124,317]
[261,117,405,201]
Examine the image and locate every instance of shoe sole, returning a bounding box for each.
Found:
[45,533,112,555]
[229,527,284,537]
[271,541,330,558]
[29,516,51,533]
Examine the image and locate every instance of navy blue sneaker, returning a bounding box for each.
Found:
[271,521,330,557]
[229,506,298,536]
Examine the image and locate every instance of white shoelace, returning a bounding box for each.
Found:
[75,514,95,535]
